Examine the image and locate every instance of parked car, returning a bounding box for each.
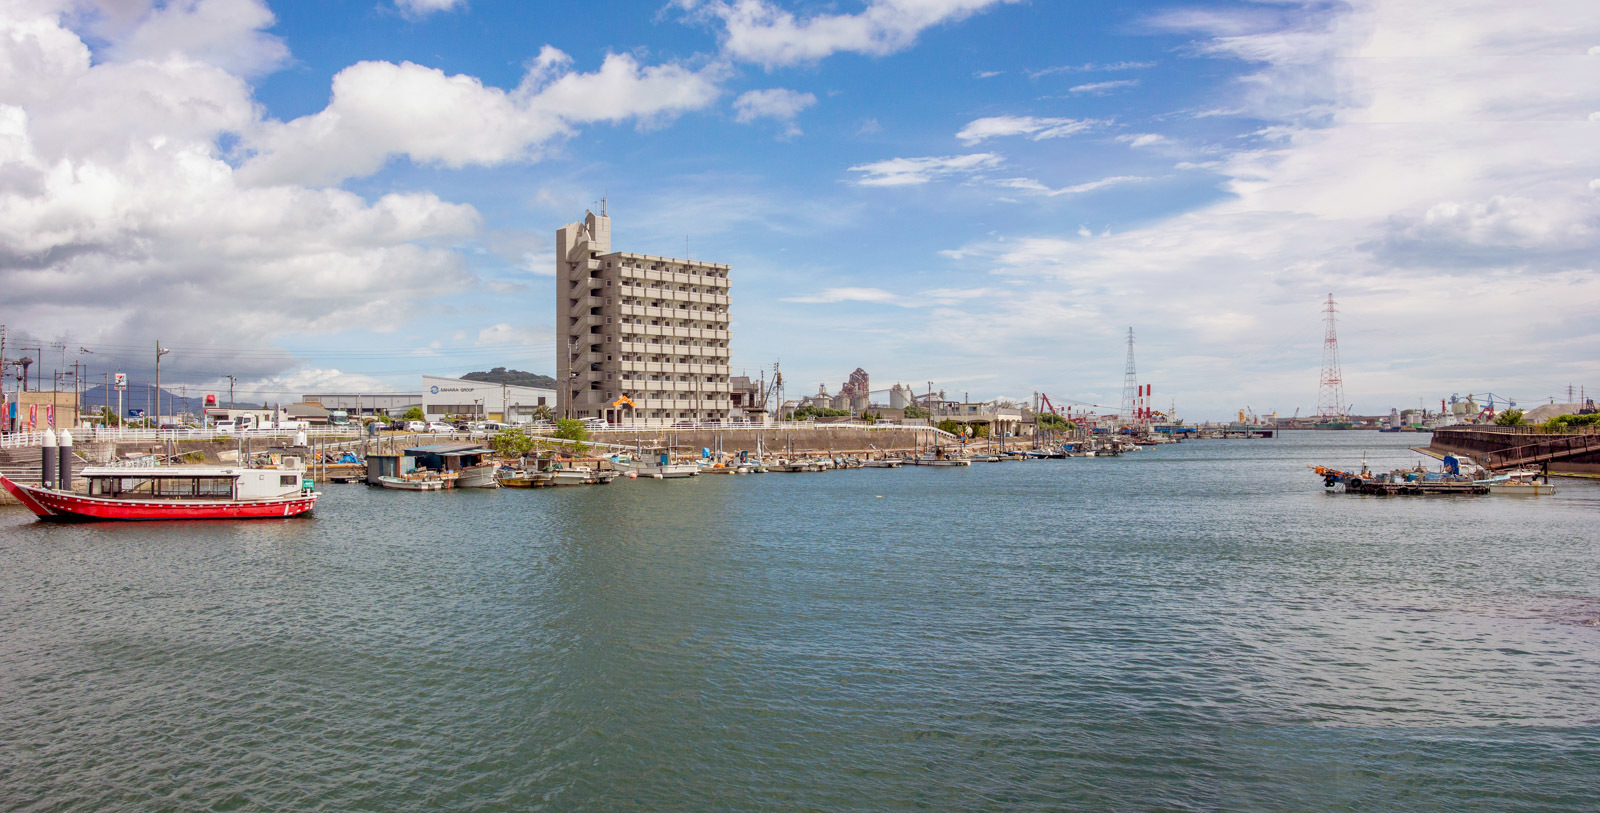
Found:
[426,421,455,433]
[388,419,408,431]
[582,417,608,429]
[214,421,236,434]
[405,420,427,432]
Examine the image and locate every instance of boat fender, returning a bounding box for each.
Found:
[1349,478,1362,489]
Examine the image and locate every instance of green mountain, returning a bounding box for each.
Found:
[461,367,558,389]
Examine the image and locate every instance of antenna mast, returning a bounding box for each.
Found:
[1120,327,1138,424]
[1317,293,1346,420]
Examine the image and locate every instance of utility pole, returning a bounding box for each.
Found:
[155,341,170,427]
[225,374,236,410]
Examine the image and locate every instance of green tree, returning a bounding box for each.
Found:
[1494,409,1525,426]
[903,405,929,419]
[552,418,589,442]
[491,428,538,456]
[1037,413,1074,432]
[530,404,555,422]
[401,406,425,421]
[937,419,963,436]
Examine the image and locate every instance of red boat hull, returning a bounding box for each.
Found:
[0,474,316,522]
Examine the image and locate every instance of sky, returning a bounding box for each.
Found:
[1,0,1597,420]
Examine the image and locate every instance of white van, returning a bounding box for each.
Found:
[215,420,237,434]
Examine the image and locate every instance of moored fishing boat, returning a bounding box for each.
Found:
[378,474,446,491]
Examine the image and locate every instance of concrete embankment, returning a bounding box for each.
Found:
[585,427,947,455]
[1429,427,1600,476]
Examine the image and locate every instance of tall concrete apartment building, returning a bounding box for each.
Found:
[556,209,732,424]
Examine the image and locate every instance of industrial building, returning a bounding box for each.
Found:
[304,376,554,422]
[419,376,553,422]
[556,207,732,424]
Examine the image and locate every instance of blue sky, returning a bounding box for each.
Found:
[2,0,1597,419]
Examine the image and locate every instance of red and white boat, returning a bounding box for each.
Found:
[1,461,318,522]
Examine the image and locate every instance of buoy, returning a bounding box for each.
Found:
[652,473,664,479]
[626,471,638,479]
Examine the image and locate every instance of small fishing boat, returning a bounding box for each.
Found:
[378,474,445,491]
[498,470,555,488]
[1475,469,1557,495]
[862,458,904,468]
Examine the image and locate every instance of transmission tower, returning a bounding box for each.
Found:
[1120,327,1138,423]
[1317,293,1345,419]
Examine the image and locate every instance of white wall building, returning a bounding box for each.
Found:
[421,376,555,422]
[556,208,732,424]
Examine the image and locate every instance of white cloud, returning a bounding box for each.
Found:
[395,0,468,19]
[847,153,1002,186]
[475,323,539,346]
[929,0,1600,416]
[733,87,817,137]
[997,175,1150,197]
[1068,79,1139,94]
[0,4,507,383]
[1027,61,1156,78]
[784,286,991,307]
[98,0,290,77]
[955,115,1099,144]
[682,0,1016,68]
[974,70,1004,78]
[1117,133,1165,148]
[784,287,909,305]
[241,48,722,186]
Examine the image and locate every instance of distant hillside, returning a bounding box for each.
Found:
[462,367,558,389]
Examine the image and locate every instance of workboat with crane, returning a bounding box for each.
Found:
[1,429,319,521]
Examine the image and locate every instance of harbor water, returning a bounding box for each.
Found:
[2,431,1598,810]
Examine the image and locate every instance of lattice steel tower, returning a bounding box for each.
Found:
[1317,293,1345,419]
[1120,327,1138,422]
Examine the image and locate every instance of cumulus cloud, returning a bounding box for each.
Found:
[241,47,722,186]
[928,0,1600,414]
[680,0,1016,68]
[0,3,718,387]
[955,115,1099,144]
[847,153,1002,186]
[733,87,817,137]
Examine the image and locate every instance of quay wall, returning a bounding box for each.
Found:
[1429,427,1600,476]
[581,427,960,456]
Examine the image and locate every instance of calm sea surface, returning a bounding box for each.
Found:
[2,431,1598,810]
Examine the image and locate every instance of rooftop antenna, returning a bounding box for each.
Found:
[600,193,607,217]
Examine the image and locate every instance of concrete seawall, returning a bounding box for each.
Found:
[584,427,954,455]
[1429,427,1600,476]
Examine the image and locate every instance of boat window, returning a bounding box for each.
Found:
[199,478,234,498]
[280,475,298,487]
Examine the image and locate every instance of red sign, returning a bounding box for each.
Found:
[29,404,38,429]
[205,394,218,406]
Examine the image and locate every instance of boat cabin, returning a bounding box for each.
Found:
[79,460,308,502]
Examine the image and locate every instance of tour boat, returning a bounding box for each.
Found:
[1,462,318,522]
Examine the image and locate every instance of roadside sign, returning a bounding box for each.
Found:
[114,372,127,389]
[128,409,145,418]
